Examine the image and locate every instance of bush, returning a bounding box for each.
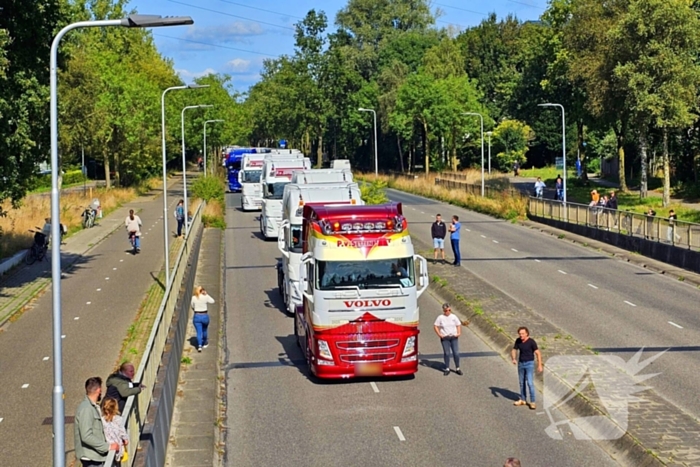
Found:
[360,179,389,205]
[191,176,224,203]
[33,170,85,190]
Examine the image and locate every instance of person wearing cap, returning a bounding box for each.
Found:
[434,303,463,376]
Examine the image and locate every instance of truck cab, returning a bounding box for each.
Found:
[290,168,353,184]
[277,182,363,316]
[238,154,267,211]
[259,154,310,239]
[296,203,429,379]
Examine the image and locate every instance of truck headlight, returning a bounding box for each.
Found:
[317,340,333,360]
[402,336,416,356]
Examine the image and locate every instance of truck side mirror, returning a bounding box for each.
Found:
[278,221,290,257]
[415,255,428,298]
[238,171,243,183]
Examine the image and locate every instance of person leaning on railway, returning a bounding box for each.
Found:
[105,362,144,414]
[75,377,119,467]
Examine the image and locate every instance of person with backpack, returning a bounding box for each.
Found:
[174,199,185,238]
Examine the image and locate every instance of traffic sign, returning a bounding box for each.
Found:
[279,139,287,149]
[555,157,564,170]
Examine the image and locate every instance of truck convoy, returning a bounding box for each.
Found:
[277,181,363,316]
[226,147,271,192]
[295,202,428,379]
[259,154,311,239]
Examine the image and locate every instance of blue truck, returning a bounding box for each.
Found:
[226,148,272,192]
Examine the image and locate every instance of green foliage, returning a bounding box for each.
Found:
[190,176,224,203]
[32,170,85,190]
[360,179,389,204]
[202,212,226,230]
[493,120,534,170]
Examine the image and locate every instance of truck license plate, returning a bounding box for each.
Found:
[355,362,383,376]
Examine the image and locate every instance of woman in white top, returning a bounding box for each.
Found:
[434,303,463,376]
[124,209,143,253]
[191,286,215,352]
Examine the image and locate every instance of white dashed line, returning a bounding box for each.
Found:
[394,426,406,441]
[558,270,567,275]
[480,235,486,238]
[113,267,117,270]
[465,228,471,232]
[370,382,379,393]
[492,240,499,244]
[74,317,80,320]
[587,284,599,289]
[534,259,541,263]
[21,384,29,389]
[511,248,518,252]
[105,277,110,280]
[668,321,683,329]
[420,211,425,214]
[120,259,124,262]
[97,288,101,292]
[61,335,66,339]
[43,357,49,361]
[624,301,637,307]
[0,418,4,423]
[86,301,91,305]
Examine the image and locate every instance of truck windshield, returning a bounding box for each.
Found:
[316,257,414,290]
[265,182,287,199]
[290,224,303,253]
[242,170,261,183]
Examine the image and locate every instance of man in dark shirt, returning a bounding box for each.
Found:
[607,191,618,228]
[106,362,144,414]
[511,326,543,410]
[431,213,447,262]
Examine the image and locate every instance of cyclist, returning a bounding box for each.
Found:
[125,209,143,253]
[534,177,546,198]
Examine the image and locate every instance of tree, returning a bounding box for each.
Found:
[492,120,535,170]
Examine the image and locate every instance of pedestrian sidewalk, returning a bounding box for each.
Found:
[165,228,223,467]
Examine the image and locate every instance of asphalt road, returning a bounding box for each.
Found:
[222,192,619,467]
[385,188,700,421]
[0,181,186,466]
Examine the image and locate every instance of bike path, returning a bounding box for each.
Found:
[0,177,188,466]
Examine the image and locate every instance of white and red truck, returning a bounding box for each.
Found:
[295,202,429,379]
[259,154,310,239]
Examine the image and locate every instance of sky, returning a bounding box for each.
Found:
[126,0,549,93]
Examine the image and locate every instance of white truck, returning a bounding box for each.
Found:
[330,159,351,170]
[238,153,267,211]
[290,168,353,184]
[259,155,311,239]
[277,182,363,315]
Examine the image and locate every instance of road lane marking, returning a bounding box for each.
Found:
[0,418,3,423]
[588,284,599,289]
[624,301,637,307]
[120,259,124,262]
[492,240,499,243]
[393,426,406,441]
[370,382,379,393]
[105,277,110,280]
[420,211,425,214]
[43,357,49,361]
[74,317,80,320]
[511,248,518,252]
[558,270,567,275]
[86,301,91,305]
[465,228,471,232]
[668,321,683,329]
[534,259,541,263]
[21,384,29,389]
[61,335,66,339]
[113,267,117,270]
[480,235,486,238]
[97,288,101,291]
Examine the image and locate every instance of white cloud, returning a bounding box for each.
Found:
[176,68,218,81]
[182,23,264,45]
[226,58,252,73]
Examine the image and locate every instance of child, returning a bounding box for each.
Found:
[101,397,129,462]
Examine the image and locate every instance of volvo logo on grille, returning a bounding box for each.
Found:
[343,299,391,308]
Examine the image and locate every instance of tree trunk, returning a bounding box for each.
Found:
[662,127,670,207]
[423,120,430,175]
[615,128,627,192]
[639,131,648,199]
[577,120,587,181]
[396,135,405,173]
[317,133,323,168]
[103,147,111,189]
[408,141,413,173]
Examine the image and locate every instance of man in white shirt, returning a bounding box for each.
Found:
[434,303,463,376]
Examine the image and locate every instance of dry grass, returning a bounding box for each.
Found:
[361,172,527,220]
[0,187,136,260]
[203,199,224,218]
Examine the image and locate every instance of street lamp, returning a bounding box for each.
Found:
[358,108,378,175]
[161,84,208,290]
[50,14,193,467]
[204,119,224,176]
[182,104,213,236]
[463,112,485,196]
[539,103,567,204]
[486,131,492,175]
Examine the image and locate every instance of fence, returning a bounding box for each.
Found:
[434,177,522,199]
[528,197,700,250]
[104,201,205,467]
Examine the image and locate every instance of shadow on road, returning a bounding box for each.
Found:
[263,287,288,317]
[489,386,521,402]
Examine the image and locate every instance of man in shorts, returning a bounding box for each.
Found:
[431,213,447,262]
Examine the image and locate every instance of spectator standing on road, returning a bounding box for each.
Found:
[512,327,543,410]
[75,377,119,467]
[434,303,464,376]
[534,177,546,198]
[192,285,215,352]
[504,458,522,467]
[431,213,447,262]
[101,398,129,462]
[175,199,185,238]
[667,209,681,243]
[555,175,563,201]
[125,209,142,252]
[449,215,461,266]
[106,362,144,414]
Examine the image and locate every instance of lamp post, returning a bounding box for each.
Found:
[463,112,485,196]
[182,104,213,236]
[358,108,378,175]
[161,84,208,290]
[50,14,193,467]
[486,131,492,175]
[204,119,224,176]
[539,103,567,204]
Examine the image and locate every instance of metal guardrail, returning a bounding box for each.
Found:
[434,177,522,199]
[528,197,700,250]
[104,201,205,467]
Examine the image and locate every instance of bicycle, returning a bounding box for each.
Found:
[25,229,49,265]
[82,207,96,229]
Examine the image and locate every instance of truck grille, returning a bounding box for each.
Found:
[340,353,396,363]
[336,339,400,350]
